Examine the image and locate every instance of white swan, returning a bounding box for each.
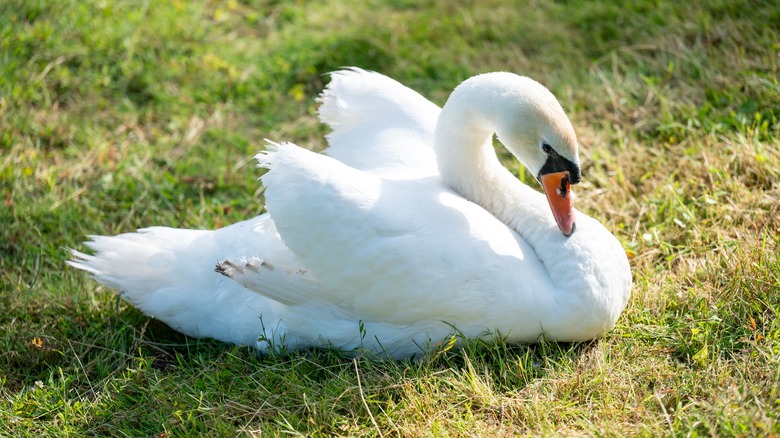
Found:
[69,68,631,359]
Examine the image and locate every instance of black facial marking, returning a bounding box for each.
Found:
[537,149,581,184]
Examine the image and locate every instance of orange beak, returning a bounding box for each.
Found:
[540,171,576,236]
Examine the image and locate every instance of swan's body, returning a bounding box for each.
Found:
[69,68,631,359]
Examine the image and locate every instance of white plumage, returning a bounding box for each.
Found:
[69,68,631,359]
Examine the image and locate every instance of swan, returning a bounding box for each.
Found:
[68,68,631,359]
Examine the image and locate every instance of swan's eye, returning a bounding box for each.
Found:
[542,143,554,155]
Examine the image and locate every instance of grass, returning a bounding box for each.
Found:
[1,0,779,435]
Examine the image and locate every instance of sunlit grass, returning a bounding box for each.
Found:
[1,0,779,435]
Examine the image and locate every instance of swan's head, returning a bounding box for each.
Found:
[489,74,581,236]
[437,72,582,236]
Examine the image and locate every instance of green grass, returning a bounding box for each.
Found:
[2,0,779,435]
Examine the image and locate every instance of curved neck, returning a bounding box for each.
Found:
[433,87,552,244]
[431,75,630,320]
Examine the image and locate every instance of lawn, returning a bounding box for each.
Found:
[1,0,779,435]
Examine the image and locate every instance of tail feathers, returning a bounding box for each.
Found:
[67,226,282,347]
[68,227,209,301]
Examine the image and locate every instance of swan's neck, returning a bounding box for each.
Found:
[432,75,631,326]
[433,90,551,244]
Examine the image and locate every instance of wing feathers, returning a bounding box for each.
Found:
[216,256,322,306]
[317,68,440,178]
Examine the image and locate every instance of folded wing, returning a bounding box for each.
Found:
[319,68,440,179]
